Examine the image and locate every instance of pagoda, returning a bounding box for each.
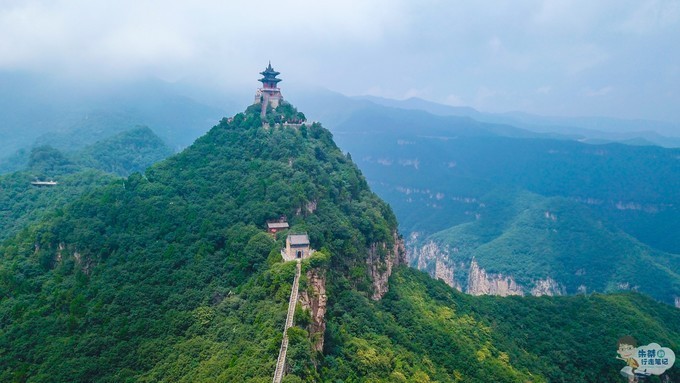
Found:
[254,61,283,116]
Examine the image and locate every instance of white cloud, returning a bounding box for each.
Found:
[0,0,407,78]
[0,1,677,122]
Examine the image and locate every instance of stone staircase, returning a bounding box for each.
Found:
[273,261,301,383]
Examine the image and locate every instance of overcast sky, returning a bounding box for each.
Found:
[1,0,679,122]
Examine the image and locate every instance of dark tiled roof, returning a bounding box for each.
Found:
[288,234,309,245]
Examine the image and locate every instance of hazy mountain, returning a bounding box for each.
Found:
[292,91,680,307]
[77,127,174,177]
[357,95,680,147]
[0,73,237,158]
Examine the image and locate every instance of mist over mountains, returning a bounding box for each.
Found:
[2,74,679,165]
[2,76,679,305]
[0,74,236,158]
[285,86,680,306]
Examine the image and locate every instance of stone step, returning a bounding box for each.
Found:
[273,261,302,383]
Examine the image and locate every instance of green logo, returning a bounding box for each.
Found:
[657,350,665,358]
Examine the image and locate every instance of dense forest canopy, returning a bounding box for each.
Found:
[0,104,677,382]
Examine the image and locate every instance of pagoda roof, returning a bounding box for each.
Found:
[259,77,281,84]
[259,61,282,83]
[260,61,280,76]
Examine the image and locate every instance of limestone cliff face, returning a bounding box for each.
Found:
[408,237,468,291]
[367,231,406,300]
[298,268,327,352]
[530,277,566,296]
[414,239,442,271]
[409,237,461,290]
[409,238,566,298]
[466,259,524,296]
[435,258,461,291]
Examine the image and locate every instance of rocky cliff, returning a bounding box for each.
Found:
[467,258,524,296]
[408,238,566,297]
[299,267,327,352]
[367,231,406,300]
[530,277,566,296]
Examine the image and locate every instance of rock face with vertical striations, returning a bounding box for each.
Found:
[409,238,569,297]
[530,277,566,296]
[367,231,406,300]
[434,257,458,290]
[466,258,524,296]
[298,267,327,352]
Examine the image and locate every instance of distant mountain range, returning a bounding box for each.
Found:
[289,88,680,307]
[2,75,679,308]
[355,94,680,147]
[0,73,235,158]
[2,73,678,161]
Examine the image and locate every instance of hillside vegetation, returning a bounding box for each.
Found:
[0,104,678,382]
[420,189,680,304]
[0,103,399,382]
[0,128,173,242]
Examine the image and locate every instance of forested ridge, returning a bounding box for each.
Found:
[0,104,678,382]
[418,189,680,304]
[0,127,173,242]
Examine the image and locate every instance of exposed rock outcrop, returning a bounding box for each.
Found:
[296,199,318,216]
[675,296,680,309]
[409,238,567,298]
[54,242,94,275]
[408,237,464,290]
[298,268,327,352]
[367,231,406,300]
[413,240,444,269]
[467,259,524,296]
[435,258,461,290]
[530,277,565,296]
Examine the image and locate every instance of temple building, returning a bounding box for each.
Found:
[254,62,283,117]
[267,216,289,235]
[282,233,312,261]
